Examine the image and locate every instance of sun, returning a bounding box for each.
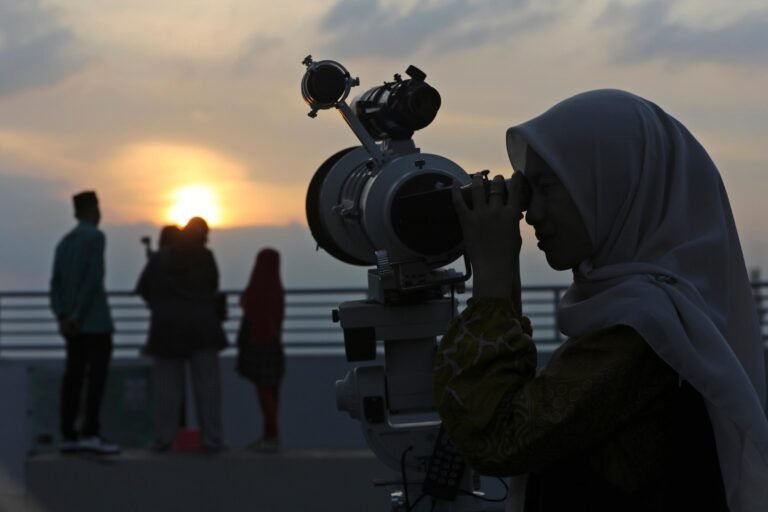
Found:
[167,184,222,226]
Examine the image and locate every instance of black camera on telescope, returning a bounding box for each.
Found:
[351,65,441,140]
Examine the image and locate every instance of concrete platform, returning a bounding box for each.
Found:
[26,449,395,512]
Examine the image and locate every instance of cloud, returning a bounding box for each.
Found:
[597,1,768,66]
[0,168,72,288]
[317,0,563,58]
[0,0,87,96]
[233,33,283,75]
[0,129,86,178]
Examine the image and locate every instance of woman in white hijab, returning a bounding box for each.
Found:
[434,89,768,511]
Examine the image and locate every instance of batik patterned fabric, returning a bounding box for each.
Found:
[433,297,535,471]
[433,296,685,491]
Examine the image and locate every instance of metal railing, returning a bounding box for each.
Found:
[1,283,766,358]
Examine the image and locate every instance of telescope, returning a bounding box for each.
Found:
[303,56,526,304]
[303,55,469,299]
[302,57,508,511]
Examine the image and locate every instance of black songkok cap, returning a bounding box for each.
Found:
[72,191,98,214]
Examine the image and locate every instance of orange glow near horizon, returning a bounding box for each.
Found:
[167,184,222,227]
[99,142,306,228]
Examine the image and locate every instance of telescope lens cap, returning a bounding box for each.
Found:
[308,64,347,104]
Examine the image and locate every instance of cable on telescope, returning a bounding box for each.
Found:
[456,476,510,502]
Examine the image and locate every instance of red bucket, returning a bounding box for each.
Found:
[173,427,202,451]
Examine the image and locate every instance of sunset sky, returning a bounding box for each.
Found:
[1,0,768,289]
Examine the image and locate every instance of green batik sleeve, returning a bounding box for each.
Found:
[433,297,536,460]
[434,298,673,479]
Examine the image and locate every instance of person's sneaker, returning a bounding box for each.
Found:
[77,436,121,455]
[58,437,80,454]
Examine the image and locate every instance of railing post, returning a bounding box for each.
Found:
[750,270,763,328]
[553,287,561,343]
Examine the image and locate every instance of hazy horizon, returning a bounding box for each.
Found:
[0,218,575,292]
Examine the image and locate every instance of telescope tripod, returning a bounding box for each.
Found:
[334,285,505,511]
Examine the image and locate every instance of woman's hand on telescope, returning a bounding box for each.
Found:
[452,173,524,316]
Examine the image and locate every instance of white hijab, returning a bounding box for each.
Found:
[506,89,768,511]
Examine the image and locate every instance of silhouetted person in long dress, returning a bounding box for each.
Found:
[237,248,285,452]
[50,190,120,455]
[136,218,227,452]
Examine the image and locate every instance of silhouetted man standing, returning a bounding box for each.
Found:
[50,191,120,454]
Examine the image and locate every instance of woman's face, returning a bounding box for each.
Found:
[523,148,593,271]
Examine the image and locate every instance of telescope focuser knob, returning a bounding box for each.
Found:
[332,202,360,219]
